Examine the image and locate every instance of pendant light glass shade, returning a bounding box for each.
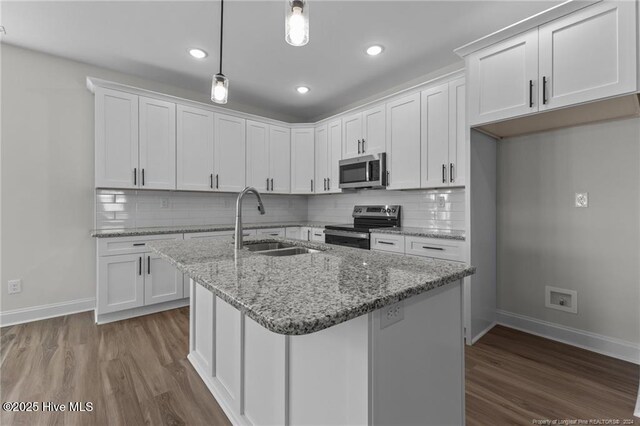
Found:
[285,0,309,47]
[211,73,229,104]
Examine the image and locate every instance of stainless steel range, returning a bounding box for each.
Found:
[324,205,401,249]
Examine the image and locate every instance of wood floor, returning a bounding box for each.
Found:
[1,310,638,426]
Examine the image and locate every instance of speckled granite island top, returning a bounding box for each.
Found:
[149,237,475,336]
[372,227,466,241]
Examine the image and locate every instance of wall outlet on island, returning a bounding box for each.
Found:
[381,300,404,329]
[8,279,22,295]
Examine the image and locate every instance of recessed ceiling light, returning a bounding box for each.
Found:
[366,45,384,56]
[296,86,310,94]
[188,48,208,59]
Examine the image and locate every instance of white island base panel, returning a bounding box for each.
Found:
[188,279,464,426]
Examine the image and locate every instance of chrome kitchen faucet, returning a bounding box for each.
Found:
[235,187,266,249]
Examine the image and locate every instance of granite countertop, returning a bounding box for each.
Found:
[372,227,466,241]
[90,222,335,238]
[149,237,475,336]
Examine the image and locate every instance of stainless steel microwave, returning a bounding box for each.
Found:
[338,153,388,189]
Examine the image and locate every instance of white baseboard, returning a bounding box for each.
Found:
[635,381,640,418]
[496,309,640,365]
[471,321,497,345]
[95,298,189,324]
[0,297,96,327]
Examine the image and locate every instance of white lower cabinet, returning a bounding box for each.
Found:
[256,228,285,238]
[285,227,302,240]
[370,233,405,254]
[299,226,325,242]
[96,234,185,323]
[371,233,465,263]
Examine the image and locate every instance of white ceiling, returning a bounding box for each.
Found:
[1,0,560,122]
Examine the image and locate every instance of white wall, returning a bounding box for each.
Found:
[307,188,465,229]
[497,117,640,345]
[0,44,290,313]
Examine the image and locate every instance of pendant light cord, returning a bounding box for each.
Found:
[218,0,224,75]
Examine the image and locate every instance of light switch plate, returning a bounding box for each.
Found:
[575,192,588,208]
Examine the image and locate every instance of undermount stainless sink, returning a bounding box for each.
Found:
[244,242,295,252]
[257,247,320,257]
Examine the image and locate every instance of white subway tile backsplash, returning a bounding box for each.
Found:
[95,188,465,231]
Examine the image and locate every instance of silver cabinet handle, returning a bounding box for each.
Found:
[378,241,395,245]
[270,178,274,191]
[147,255,151,274]
[132,243,145,247]
[266,178,269,191]
[327,178,330,190]
[133,168,137,186]
[310,179,314,192]
[141,169,145,186]
[422,246,444,251]
[216,174,219,189]
[210,174,214,189]
[362,138,366,153]
[450,163,454,183]
[542,76,548,105]
[442,164,446,183]
[138,257,142,276]
[358,139,361,154]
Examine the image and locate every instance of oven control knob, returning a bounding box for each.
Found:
[391,209,396,213]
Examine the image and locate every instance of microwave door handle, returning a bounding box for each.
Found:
[365,160,370,182]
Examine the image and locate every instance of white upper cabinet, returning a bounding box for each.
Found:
[421,83,450,188]
[538,1,637,111]
[342,105,386,158]
[139,97,176,190]
[269,125,291,194]
[386,93,421,190]
[246,120,270,192]
[291,128,315,194]
[362,105,386,155]
[342,113,362,158]
[214,113,246,192]
[420,79,467,189]
[95,88,139,189]
[247,121,291,193]
[466,0,638,127]
[327,119,342,193]
[314,125,329,193]
[176,105,214,191]
[467,29,538,126]
[448,78,466,186]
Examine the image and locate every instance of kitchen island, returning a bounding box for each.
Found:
[150,237,475,426]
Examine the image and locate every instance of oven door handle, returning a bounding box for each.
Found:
[324,229,370,239]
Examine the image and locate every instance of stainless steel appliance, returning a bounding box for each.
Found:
[338,153,388,189]
[325,205,401,249]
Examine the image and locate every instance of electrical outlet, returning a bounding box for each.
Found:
[437,195,446,208]
[575,192,588,208]
[545,285,577,314]
[380,301,404,329]
[160,198,169,209]
[8,279,22,295]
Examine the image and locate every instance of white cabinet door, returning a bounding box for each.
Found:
[246,120,270,192]
[386,93,421,190]
[291,128,315,194]
[95,88,139,189]
[448,78,466,187]
[538,1,637,111]
[144,253,184,305]
[177,105,214,191]
[327,119,342,193]
[314,125,329,193]
[421,83,450,188]
[98,254,144,314]
[285,227,302,240]
[269,125,291,194]
[467,29,538,125]
[214,113,246,192]
[299,227,312,241]
[362,105,386,155]
[342,113,362,158]
[139,97,176,190]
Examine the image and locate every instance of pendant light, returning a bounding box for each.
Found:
[211,0,229,104]
[285,0,309,47]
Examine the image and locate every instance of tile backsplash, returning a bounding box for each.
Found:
[96,190,308,229]
[96,188,465,231]
[307,188,465,230]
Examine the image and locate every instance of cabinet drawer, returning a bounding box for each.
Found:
[98,234,183,256]
[404,236,464,262]
[256,228,285,237]
[310,228,325,242]
[371,233,405,254]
